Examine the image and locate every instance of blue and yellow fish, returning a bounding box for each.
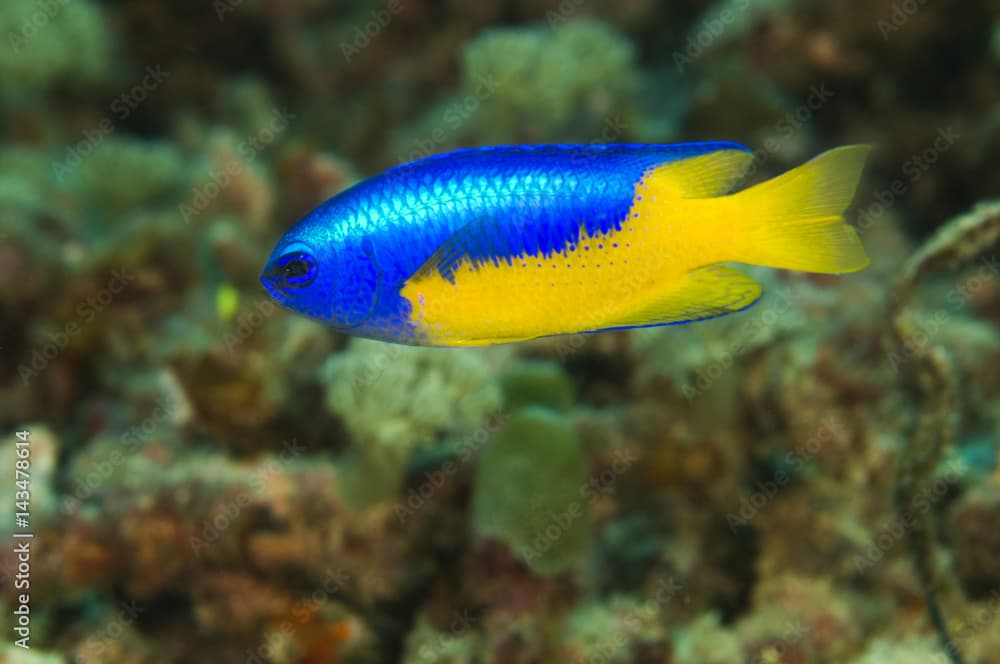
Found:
[261,142,870,346]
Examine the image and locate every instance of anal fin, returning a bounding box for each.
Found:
[592,264,762,331]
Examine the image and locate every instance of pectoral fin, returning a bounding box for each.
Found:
[410,214,534,285]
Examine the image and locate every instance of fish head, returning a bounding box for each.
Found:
[261,210,378,330]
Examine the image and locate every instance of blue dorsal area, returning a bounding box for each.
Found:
[381,142,751,195]
[379,142,752,282]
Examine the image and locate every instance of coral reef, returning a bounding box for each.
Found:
[321,340,505,454]
[888,200,1000,661]
[459,18,637,142]
[0,0,110,94]
[3,1,1000,663]
[948,481,1000,596]
[72,137,188,220]
[391,17,639,158]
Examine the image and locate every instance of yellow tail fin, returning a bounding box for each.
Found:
[725,145,871,273]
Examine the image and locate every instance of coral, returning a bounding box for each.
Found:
[180,127,279,232]
[6,3,1000,663]
[0,645,66,664]
[402,616,481,664]
[388,17,638,156]
[277,145,361,220]
[888,200,1000,661]
[672,612,743,664]
[734,574,861,662]
[0,0,111,95]
[0,146,71,308]
[67,602,160,664]
[891,202,1000,312]
[631,266,809,394]
[557,596,665,664]
[0,426,59,527]
[499,359,574,412]
[407,18,638,146]
[216,76,283,141]
[13,443,431,661]
[321,339,505,503]
[472,407,590,576]
[0,146,56,219]
[947,481,1000,597]
[72,137,188,221]
[847,634,949,664]
[692,0,796,43]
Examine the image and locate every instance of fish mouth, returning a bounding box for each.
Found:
[259,260,285,302]
[259,261,283,290]
[259,261,304,313]
[259,271,282,302]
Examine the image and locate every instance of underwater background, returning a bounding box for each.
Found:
[2,0,1000,662]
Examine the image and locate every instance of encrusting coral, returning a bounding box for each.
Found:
[320,339,506,504]
[0,0,110,94]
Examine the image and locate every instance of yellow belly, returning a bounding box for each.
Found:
[399,215,705,346]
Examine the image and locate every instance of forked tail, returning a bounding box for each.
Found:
[724,145,871,273]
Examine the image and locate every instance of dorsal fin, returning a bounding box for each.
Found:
[640,149,755,199]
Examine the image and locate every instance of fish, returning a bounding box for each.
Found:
[261,142,870,346]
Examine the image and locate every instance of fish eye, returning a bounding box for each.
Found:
[275,251,317,289]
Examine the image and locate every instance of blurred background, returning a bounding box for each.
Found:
[2,0,1000,662]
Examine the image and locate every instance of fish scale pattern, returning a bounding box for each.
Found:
[264,141,754,342]
[337,142,747,288]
